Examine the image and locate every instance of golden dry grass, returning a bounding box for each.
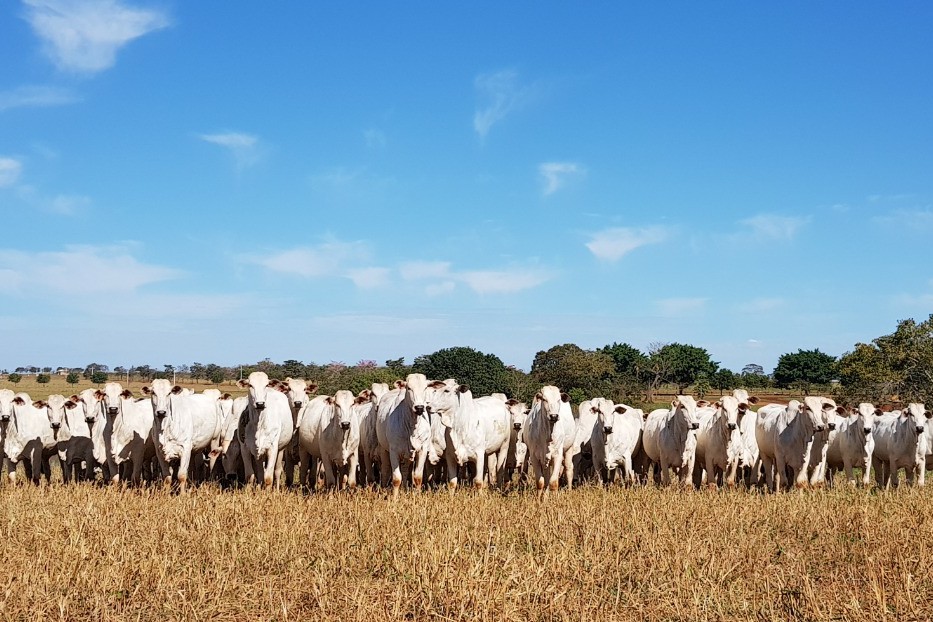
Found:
[0,484,931,621]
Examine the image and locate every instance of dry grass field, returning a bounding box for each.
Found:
[1,483,931,621]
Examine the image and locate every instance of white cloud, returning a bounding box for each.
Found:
[23,0,170,74]
[0,244,180,296]
[399,261,452,280]
[199,131,261,170]
[0,85,78,112]
[363,129,386,149]
[48,193,91,214]
[873,208,933,231]
[249,241,369,279]
[740,214,809,240]
[539,162,585,196]
[0,158,23,187]
[458,268,553,294]
[345,267,391,289]
[473,69,532,139]
[586,226,669,261]
[656,297,707,317]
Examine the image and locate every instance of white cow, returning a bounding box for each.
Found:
[60,393,98,482]
[825,402,878,487]
[803,396,840,487]
[5,393,59,484]
[98,383,154,486]
[220,395,250,482]
[523,386,576,494]
[428,384,511,490]
[0,389,18,483]
[642,396,701,486]
[693,396,743,488]
[872,403,929,488]
[237,371,294,488]
[142,379,229,492]
[590,399,643,485]
[733,390,761,486]
[375,373,436,496]
[571,399,600,482]
[358,382,392,486]
[275,378,317,487]
[756,400,823,491]
[501,398,530,486]
[317,390,362,489]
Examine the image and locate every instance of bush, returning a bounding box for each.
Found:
[36,373,51,384]
[66,372,80,385]
[90,371,108,385]
[7,373,22,384]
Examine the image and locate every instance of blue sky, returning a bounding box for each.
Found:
[1,1,932,373]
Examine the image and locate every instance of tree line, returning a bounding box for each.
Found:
[4,315,931,406]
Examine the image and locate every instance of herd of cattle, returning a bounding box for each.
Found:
[0,371,930,494]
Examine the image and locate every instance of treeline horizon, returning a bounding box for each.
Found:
[4,315,932,407]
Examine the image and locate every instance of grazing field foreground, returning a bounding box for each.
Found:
[1,486,931,622]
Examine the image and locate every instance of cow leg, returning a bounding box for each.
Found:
[389,453,403,498]
[889,459,899,488]
[411,449,427,492]
[264,445,280,489]
[321,455,337,489]
[917,461,926,487]
[297,445,311,491]
[176,445,194,494]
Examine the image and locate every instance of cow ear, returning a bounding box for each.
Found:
[274,384,289,394]
[70,394,80,402]
[671,399,679,409]
[237,379,249,388]
[835,406,847,415]
[505,398,519,406]
[394,380,406,389]
[457,384,469,394]
[614,405,627,414]
[642,410,650,420]
[120,389,133,399]
[171,385,183,395]
[141,386,152,395]
[64,400,76,409]
[713,401,722,409]
[926,411,932,419]
[429,381,447,389]
[221,393,232,400]
[325,396,335,405]
[874,408,883,416]
[94,390,104,400]
[534,392,543,402]
[33,400,47,408]
[560,392,570,403]
[12,396,24,405]
[357,389,372,400]
[822,402,834,411]
[747,396,759,404]
[697,400,709,408]
[590,405,599,414]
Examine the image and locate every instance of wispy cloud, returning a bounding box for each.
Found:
[873,208,933,231]
[23,0,170,74]
[656,297,707,317]
[740,214,809,240]
[363,129,386,150]
[0,158,23,187]
[473,69,533,139]
[0,85,79,112]
[14,184,91,215]
[458,268,553,294]
[199,131,262,170]
[737,297,785,314]
[249,241,369,279]
[399,261,452,281]
[345,267,391,289]
[586,226,669,262]
[539,161,585,196]
[0,244,180,296]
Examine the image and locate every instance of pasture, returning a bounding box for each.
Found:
[1,483,931,621]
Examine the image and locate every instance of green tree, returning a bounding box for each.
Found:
[712,368,737,394]
[599,342,648,399]
[531,343,615,399]
[205,364,226,384]
[282,359,307,379]
[772,348,836,395]
[413,346,509,396]
[7,373,22,384]
[652,343,719,395]
[90,371,108,385]
[36,373,51,384]
[66,372,80,386]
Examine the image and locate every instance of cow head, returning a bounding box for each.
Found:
[370,383,391,402]
[902,403,929,434]
[0,388,14,422]
[672,395,700,430]
[142,379,182,419]
[802,396,835,433]
[716,396,740,431]
[331,390,356,431]
[505,398,529,432]
[281,378,317,411]
[733,389,758,421]
[403,373,433,417]
[99,382,131,417]
[535,386,569,423]
[45,394,67,432]
[78,388,103,425]
[595,398,623,435]
[853,402,880,436]
[238,371,272,411]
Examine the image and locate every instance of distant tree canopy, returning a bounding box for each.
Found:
[90,371,108,385]
[66,372,80,385]
[413,346,509,397]
[7,373,21,384]
[36,373,51,384]
[772,348,837,395]
[837,315,933,404]
[531,344,615,400]
[651,343,719,395]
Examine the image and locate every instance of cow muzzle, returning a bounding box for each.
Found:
[414,405,425,415]
[0,415,9,422]
[85,417,96,424]
[255,402,266,411]
[156,410,166,418]
[727,423,737,431]
[340,421,351,431]
[107,407,118,415]
[513,422,522,431]
[816,425,825,432]
[548,414,559,423]
[50,423,61,430]
[690,422,699,430]
[916,426,925,434]
[603,426,613,434]
[828,423,836,431]
[863,427,872,435]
